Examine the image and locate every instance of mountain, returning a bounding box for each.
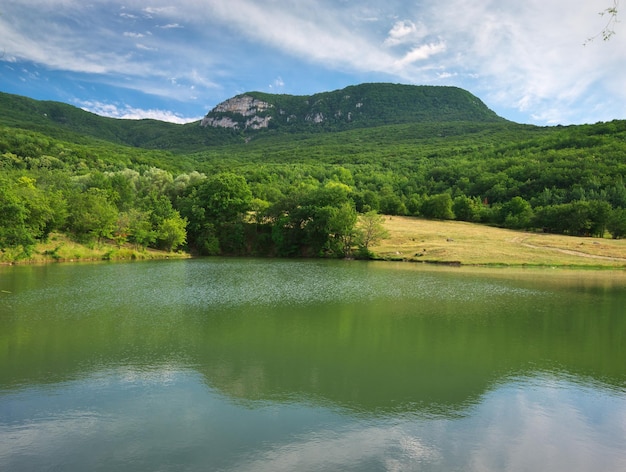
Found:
[201,83,506,133]
[1,84,506,152]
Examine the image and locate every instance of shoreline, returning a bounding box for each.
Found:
[3,217,626,270]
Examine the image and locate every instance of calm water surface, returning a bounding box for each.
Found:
[1,259,625,471]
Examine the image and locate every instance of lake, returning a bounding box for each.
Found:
[1,259,625,471]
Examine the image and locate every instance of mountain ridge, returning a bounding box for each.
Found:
[1,83,507,152]
[201,83,506,133]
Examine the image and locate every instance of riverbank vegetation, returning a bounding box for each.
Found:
[1,88,626,265]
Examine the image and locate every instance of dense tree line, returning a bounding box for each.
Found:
[2,118,626,261]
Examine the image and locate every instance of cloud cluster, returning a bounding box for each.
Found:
[77,100,202,124]
[1,0,624,123]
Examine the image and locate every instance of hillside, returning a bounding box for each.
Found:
[1,84,626,263]
[201,83,505,134]
[0,83,505,152]
[0,91,228,151]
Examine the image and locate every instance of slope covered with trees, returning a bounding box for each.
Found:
[1,84,626,262]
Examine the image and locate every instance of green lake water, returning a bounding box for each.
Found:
[1,259,625,471]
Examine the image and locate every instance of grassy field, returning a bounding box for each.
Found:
[370,216,626,269]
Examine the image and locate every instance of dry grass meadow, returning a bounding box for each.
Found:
[370,216,626,269]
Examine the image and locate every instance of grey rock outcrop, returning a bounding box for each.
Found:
[201,95,273,130]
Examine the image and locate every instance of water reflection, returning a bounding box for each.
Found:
[2,367,624,472]
[1,260,626,471]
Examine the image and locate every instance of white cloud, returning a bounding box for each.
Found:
[136,44,158,51]
[384,20,427,46]
[77,100,202,123]
[394,42,447,68]
[269,76,285,89]
[420,0,626,123]
[1,0,625,124]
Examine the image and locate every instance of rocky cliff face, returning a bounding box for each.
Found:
[200,95,273,130]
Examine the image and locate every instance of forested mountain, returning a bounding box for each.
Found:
[200,83,504,133]
[0,84,503,151]
[1,84,626,262]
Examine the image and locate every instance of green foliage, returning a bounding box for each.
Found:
[3,87,626,259]
[0,180,36,256]
[356,211,390,254]
[420,194,455,220]
[65,188,118,244]
[499,197,534,229]
[453,195,483,222]
[156,214,187,252]
[608,208,626,238]
[267,183,357,257]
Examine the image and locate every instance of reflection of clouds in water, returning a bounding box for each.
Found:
[230,375,626,472]
[466,375,626,472]
[228,424,440,472]
[1,369,624,471]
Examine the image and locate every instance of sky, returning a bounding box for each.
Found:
[0,0,624,125]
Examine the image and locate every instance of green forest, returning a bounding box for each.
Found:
[2,85,626,262]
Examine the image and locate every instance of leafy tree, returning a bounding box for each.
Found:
[268,183,356,257]
[421,193,454,220]
[0,182,35,255]
[195,172,253,224]
[126,209,157,249]
[588,200,612,237]
[328,202,358,257]
[177,172,252,254]
[500,196,533,229]
[355,210,389,257]
[66,188,118,244]
[156,213,187,252]
[607,208,626,238]
[453,195,482,222]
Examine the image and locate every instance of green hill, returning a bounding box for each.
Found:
[1,83,505,152]
[0,91,227,151]
[2,84,626,262]
[201,83,505,135]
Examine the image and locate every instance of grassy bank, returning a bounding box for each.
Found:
[4,219,626,269]
[370,216,626,269]
[1,233,190,265]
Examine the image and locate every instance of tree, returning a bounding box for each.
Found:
[177,172,252,254]
[500,196,533,229]
[66,188,118,244]
[156,213,187,252]
[421,193,454,220]
[453,195,482,222]
[268,183,356,257]
[328,202,358,257]
[608,208,626,238]
[588,200,612,237]
[356,210,389,253]
[195,172,252,224]
[0,183,35,255]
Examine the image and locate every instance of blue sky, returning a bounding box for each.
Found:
[1,0,624,125]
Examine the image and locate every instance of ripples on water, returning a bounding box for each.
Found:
[1,259,625,471]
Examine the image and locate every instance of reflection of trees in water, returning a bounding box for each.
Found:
[2,265,625,418]
[190,296,626,416]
